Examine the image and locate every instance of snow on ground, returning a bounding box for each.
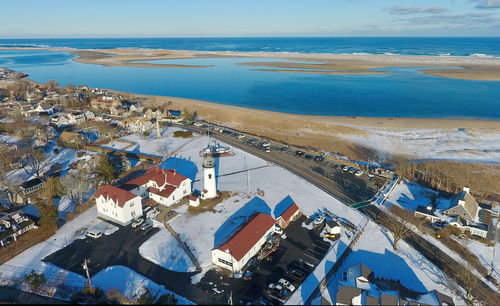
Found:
[321,221,464,305]
[102,140,133,150]
[138,225,196,272]
[91,265,193,304]
[0,133,19,144]
[0,207,100,289]
[115,127,195,157]
[384,179,451,211]
[91,220,119,236]
[343,127,500,163]
[166,134,366,282]
[54,196,73,219]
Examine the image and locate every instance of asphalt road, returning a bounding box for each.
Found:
[0,287,68,304]
[184,124,500,304]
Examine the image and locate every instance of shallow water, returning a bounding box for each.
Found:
[1,49,499,119]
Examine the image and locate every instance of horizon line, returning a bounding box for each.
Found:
[2,35,500,39]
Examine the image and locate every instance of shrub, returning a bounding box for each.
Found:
[143,131,150,137]
[77,151,84,157]
[24,270,47,292]
[53,148,59,154]
[173,130,192,138]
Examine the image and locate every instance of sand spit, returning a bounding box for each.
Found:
[2,47,500,80]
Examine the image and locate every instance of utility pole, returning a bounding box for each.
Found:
[82,258,94,294]
[244,155,250,195]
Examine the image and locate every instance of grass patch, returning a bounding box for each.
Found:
[188,191,232,215]
[173,130,192,138]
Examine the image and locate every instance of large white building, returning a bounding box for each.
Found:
[94,185,143,226]
[211,212,275,273]
[121,166,191,207]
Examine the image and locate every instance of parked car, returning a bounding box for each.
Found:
[140,219,153,231]
[295,150,304,157]
[313,155,324,162]
[166,210,176,218]
[348,167,357,173]
[286,269,306,282]
[262,142,270,147]
[354,170,363,176]
[280,146,290,152]
[304,154,313,160]
[237,134,245,139]
[243,259,260,280]
[278,278,296,292]
[86,229,102,239]
[341,165,349,171]
[273,225,284,236]
[131,217,144,228]
[265,147,271,153]
[146,207,160,219]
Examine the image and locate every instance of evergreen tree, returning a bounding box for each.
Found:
[96,155,116,185]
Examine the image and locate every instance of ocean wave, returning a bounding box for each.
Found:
[469,53,494,58]
[383,52,400,55]
[0,43,51,48]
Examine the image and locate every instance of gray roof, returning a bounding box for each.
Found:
[445,190,478,222]
[336,286,362,305]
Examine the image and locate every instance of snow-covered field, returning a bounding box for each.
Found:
[139,224,196,272]
[344,127,500,163]
[321,222,464,305]
[385,179,451,211]
[91,266,193,304]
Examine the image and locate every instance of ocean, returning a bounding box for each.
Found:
[1,37,500,57]
[0,38,499,119]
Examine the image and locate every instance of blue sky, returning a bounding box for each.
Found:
[2,0,500,37]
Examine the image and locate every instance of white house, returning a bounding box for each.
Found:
[94,185,143,226]
[326,219,341,235]
[67,111,86,125]
[51,114,70,127]
[34,103,54,115]
[211,212,275,274]
[121,166,191,207]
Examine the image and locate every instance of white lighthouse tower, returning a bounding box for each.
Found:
[201,155,217,199]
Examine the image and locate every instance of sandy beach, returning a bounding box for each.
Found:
[2,46,500,80]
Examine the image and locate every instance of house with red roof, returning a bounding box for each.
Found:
[275,196,302,229]
[211,212,276,274]
[120,166,192,207]
[94,185,143,225]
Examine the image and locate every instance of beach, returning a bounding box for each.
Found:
[2,46,500,80]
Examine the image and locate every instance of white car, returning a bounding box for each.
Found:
[278,278,296,292]
[262,142,271,147]
[237,134,245,139]
[86,229,102,239]
[313,214,325,226]
[131,218,144,228]
[273,225,284,235]
[354,170,363,176]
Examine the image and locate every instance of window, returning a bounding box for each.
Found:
[208,174,212,179]
[183,190,186,194]
[130,202,134,207]
[218,258,233,267]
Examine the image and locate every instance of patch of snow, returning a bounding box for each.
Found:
[139,228,196,273]
[91,265,193,304]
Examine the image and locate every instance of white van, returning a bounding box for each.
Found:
[86,229,102,239]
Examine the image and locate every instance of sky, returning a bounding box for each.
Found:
[2,0,500,37]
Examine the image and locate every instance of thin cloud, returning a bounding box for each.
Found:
[396,12,500,26]
[387,5,448,14]
[473,0,500,9]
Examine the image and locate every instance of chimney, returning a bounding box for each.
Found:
[173,169,177,175]
[458,199,465,206]
[463,187,470,193]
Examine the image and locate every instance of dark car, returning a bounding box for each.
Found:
[313,155,325,162]
[304,154,313,160]
[280,146,290,152]
[295,150,304,157]
[286,269,306,282]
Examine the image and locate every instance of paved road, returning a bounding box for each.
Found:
[184,124,500,304]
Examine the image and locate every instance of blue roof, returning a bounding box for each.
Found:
[273,195,295,219]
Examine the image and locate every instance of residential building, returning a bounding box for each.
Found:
[449,217,488,238]
[326,219,341,235]
[0,210,36,247]
[8,178,46,204]
[67,111,86,125]
[445,187,478,222]
[50,114,70,128]
[121,166,191,207]
[34,103,54,115]
[414,205,443,223]
[211,212,276,273]
[334,263,454,306]
[94,185,143,226]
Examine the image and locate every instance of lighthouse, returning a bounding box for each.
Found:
[201,155,217,199]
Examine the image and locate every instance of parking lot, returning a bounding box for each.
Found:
[199,215,333,304]
[190,123,389,204]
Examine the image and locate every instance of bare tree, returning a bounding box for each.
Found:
[20,148,49,178]
[57,173,93,207]
[385,213,413,250]
[45,80,59,91]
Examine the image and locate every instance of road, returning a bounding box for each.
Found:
[0,287,67,304]
[183,124,500,304]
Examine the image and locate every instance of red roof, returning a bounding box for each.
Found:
[217,213,275,261]
[121,166,188,191]
[94,185,137,208]
[148,185,176,198]
[278,203,299,222]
